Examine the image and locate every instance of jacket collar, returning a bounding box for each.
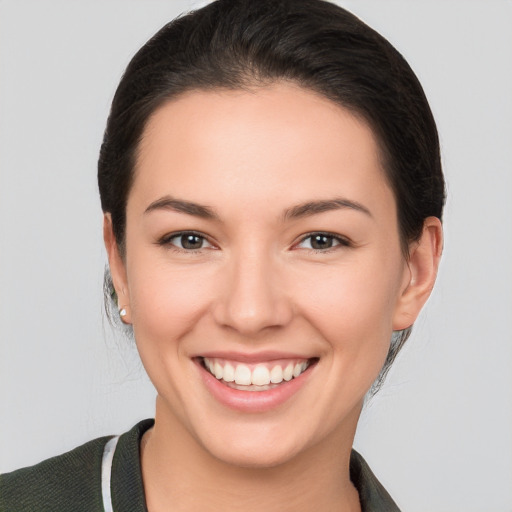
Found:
[111,419,400,512]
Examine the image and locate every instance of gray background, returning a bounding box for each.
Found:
[1,1,511,511]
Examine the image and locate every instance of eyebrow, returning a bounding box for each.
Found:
[144,195,372,221]
[144,196,219,220]
[283,198,372,220]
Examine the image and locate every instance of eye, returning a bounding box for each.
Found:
[160,231,214,251]
[295,232,350,251]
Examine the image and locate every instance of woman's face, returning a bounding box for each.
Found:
[112,83,414,468]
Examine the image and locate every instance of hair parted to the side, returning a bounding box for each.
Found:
[98,0,445,394]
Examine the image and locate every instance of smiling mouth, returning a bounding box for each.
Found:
[201,357,317,391]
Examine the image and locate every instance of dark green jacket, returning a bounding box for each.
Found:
[0,419,400,511]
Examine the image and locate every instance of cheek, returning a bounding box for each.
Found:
[293,255,404,358]
[127,258,218,345]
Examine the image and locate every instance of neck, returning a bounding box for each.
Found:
[141,397,362,512]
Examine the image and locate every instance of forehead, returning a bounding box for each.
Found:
[132,83,394,218]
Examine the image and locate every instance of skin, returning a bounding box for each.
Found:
[104,82,442,512]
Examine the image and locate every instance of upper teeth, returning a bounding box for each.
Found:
[203,358,310,386]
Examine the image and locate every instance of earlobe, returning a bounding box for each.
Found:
[118,305,131,324]
[393,217,443,331]
[103,214,132,324]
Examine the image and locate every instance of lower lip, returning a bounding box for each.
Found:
[196,359,315,413]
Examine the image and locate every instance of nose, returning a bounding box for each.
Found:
[212,249,293,336]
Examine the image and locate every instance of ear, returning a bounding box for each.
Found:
[393,216,443,331]
[103,214,132,324]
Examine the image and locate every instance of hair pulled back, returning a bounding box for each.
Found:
[98,0,445,393]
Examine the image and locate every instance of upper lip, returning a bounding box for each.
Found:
[194,350,314,364]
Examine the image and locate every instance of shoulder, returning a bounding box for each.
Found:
[350,450,401,512]
[0,434,111,512]
[0,419,154,512]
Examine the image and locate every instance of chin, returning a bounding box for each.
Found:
[205,435,305,470]
[190,412,326,470]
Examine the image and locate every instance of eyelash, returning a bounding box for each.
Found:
[157,230,352,253]
[157,231,215,252]
[294,232,352,253]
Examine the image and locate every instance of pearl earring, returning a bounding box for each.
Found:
[119,308,127,318]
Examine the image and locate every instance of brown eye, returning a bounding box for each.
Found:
[180,234,204,250]
[163,231,213,250]
[296,232,349,251]
[310,234,335,250]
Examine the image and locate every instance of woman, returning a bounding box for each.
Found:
[0,0,444,510]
